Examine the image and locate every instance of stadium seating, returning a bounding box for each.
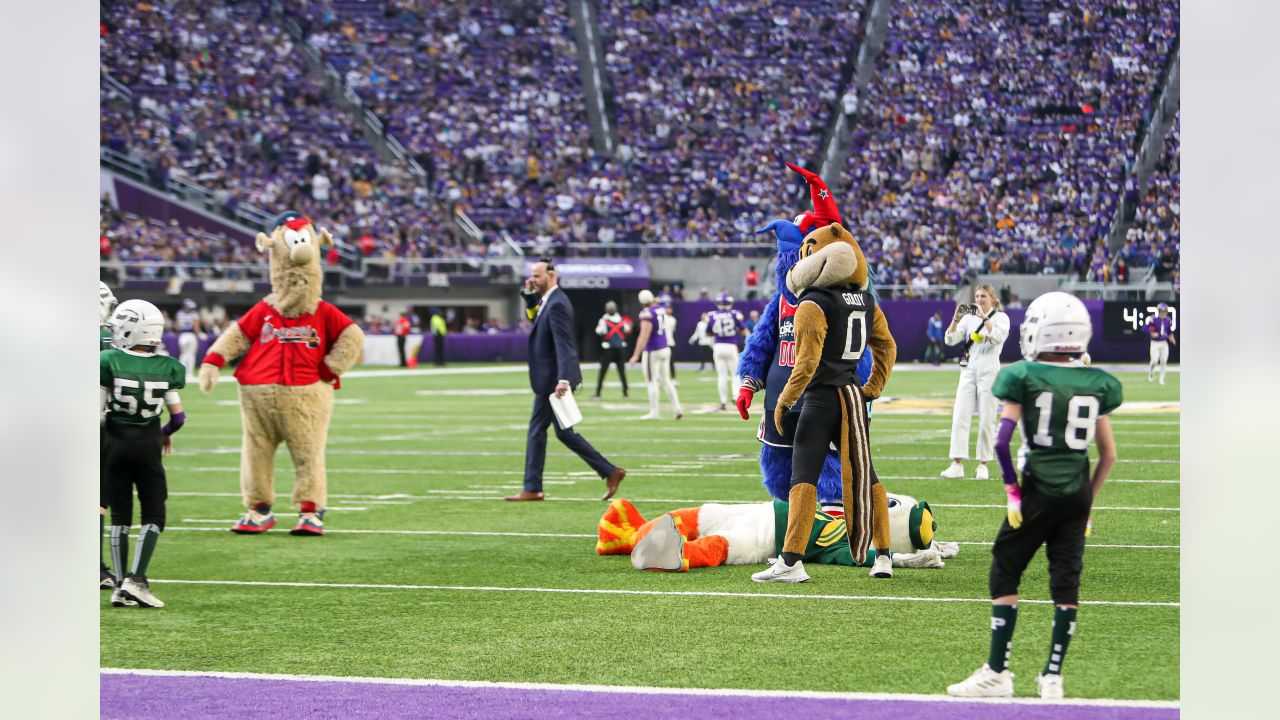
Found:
[99,0,1179,281]
[841,0,1179,287]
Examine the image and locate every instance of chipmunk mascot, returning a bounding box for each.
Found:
[737,164,894,511]
[198,212,364,536]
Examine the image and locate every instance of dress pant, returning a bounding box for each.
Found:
[596,346,628,396]
[523,392,615,492]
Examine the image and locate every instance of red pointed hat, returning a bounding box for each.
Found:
[786,162,841,234]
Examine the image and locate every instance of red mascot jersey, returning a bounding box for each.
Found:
[228,300,355,386]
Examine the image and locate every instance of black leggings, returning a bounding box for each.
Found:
[789,385,878,489]
[104,423,168,530]
[596,346,628,396]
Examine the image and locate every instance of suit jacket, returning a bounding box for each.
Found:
[528,287,583,395]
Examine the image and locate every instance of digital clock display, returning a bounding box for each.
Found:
[1102,301,1178,339]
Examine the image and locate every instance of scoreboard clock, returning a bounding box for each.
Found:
[1102,301,1179,339]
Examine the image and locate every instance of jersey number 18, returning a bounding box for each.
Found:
[1031,392,1099,450]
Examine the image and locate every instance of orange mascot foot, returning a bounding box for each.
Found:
[596,498,647,555]
[683,535,730,570]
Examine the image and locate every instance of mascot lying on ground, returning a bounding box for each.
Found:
[198,212,364,536]
[738,163,896,508]
[596,494,958,571]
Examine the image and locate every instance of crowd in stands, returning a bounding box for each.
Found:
[841,0,1178,288]
[99,203,255,282]
[1119,113,1179,290]
[99,0,1179,286]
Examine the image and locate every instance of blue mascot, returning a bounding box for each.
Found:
[737,163,881,506]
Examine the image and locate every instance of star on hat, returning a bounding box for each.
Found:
[785,162,841,234]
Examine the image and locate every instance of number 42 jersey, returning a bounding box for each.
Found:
[100,349,186,428]
[993,361,1123,496]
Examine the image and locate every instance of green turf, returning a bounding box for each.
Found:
[101,363,1180,700]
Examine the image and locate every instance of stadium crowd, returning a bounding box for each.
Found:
[841,0,1178,287]
[99,0,1179,284]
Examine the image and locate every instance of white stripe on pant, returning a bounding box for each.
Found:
[642,347,682,417]
[712,343,740,406]
[949,358,1001,462]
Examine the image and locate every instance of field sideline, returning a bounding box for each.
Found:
[100,362,1179,712]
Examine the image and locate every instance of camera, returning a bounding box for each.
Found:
[958,303,980,316]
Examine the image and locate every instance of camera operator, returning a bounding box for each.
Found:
[940,284,1010,480]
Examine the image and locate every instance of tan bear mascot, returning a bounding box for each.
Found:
[752,221,897,583]
[198,212,364,536]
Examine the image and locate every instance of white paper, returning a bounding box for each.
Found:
[549,390,584,429]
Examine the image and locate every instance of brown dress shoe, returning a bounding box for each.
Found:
[601,467,627,501]
[504,491,545,502]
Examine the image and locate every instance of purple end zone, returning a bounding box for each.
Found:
[101,673,1178,720]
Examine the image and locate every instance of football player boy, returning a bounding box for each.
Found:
[99,282,118,588]
[101,300,188,609]
[947,292,1121,700]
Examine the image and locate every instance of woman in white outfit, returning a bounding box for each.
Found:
[940,285,1010,480]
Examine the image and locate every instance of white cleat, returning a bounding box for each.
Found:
[110,588,137,608]
[637,413,661,420]
[1158,378,1165,386]
[120,575,165,609]
[939,463,965,479]
[975,464,989,480]
[935,540,961,559]
[1037,673,1064,700]
[947,664,1014,698]
[869,553,894,577]
[751,557,810,583]
[630,515,684,571]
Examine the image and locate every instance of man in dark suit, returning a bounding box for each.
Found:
[508,259,626,502]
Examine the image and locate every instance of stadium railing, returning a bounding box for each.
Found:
[100,147,274,232]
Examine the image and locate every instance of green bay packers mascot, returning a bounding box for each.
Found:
[198,212,364,536]
[597,494,957,571]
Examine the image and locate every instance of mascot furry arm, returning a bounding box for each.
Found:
[198,215,363,394]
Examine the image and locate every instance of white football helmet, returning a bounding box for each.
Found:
[99,281,118,325]
[638,289,655,305]
[109,299,166,349]
[1019,291,1092,361]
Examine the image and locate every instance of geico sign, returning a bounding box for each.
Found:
[560,276,611,289]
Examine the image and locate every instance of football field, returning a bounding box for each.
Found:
[100,363,1179,715]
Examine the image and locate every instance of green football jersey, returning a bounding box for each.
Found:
[771,501,869,567]
[100,349,186,428]
[100,326,113,351]
[992,360,1123,496]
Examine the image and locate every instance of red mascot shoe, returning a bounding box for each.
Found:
[231,503,276,534]
[290,502,325,536]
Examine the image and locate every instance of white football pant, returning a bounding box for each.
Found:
[642,347,682,417]
[712,343,740,406]
[178,331,199,374]
[949,357,1001,462]
[1149,341,1169,382]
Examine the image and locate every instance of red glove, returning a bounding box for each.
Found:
[735,387,754,420]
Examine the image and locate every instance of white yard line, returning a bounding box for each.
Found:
[98,667,1179,709]
[173,448,1175,463]
[163,491,1178,511]
[166,466,1178,485]
[141,578,1182,608]
[163,524,1179,550]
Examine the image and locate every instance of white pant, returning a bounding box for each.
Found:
[1149,341,1169,381]
[949,360,1001,462]
[178,331,199,374]
[642,348,682,417]
[712,343,740,405]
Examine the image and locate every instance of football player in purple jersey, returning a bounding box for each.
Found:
[1144,302,1176,385]
[694,292,746,410]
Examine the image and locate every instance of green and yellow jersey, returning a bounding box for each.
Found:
[772,501,872,567]
[992,360,1123,496]
[100,349,185,428]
